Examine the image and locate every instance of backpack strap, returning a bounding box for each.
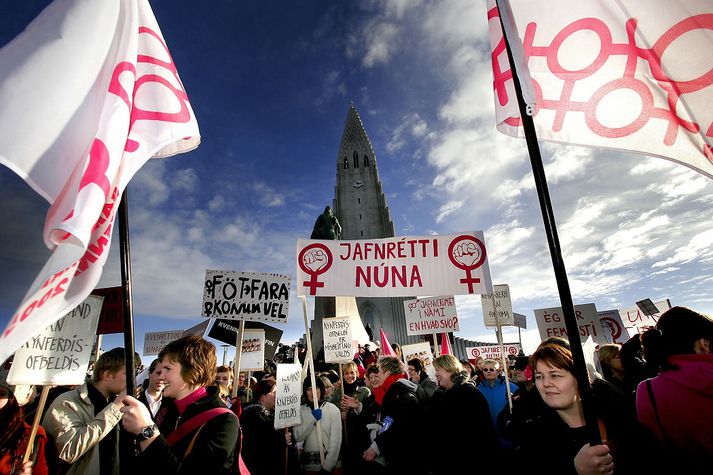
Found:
[646,379,671,443]
[166,407,235,446]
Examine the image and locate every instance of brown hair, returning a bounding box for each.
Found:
[378,356,405,376]
[530,344,575,374]
[216,365,234,378]
[433,354,462,375]
[365,363,380,376]
[159,334,216,388]
[93,347,125,383]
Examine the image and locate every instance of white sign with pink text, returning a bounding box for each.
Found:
[296,232,493,297]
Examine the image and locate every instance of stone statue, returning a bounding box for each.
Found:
[311,206,342,240]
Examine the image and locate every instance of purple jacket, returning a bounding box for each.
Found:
[636,353,713,457]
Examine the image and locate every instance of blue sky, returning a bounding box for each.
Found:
[2,0,713,364]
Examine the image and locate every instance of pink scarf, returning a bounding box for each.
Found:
[175,387,207,415]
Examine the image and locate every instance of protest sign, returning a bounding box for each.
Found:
[403,296,459,336]
[618,299,671,335]
[323,317,354,363]
[208,319,283,360]
[275,363,302,429]
[481,284,514,326]
[513,312,527,329]
[202,270,290,323]
[296,231,493,297]
[534,303,606,344]
[597,310,630,344]
[401,342,436,381]
[466,344,521,361]
[7,295,103,385]
[240,329,265,371]
[143,330,184,356]
[92,286,124,334]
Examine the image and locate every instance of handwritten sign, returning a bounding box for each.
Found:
[296,231,493,297]
[401,342,436,381]
[534,303,605,344]
[275,364,302,429]
[202,270,290,323]
[240,329,265,371]
[466,344,521,361]
[481,284,514,326]
[143,330,184,356]
[403,296,459,336]
[618,299,671,335]
[7,295,103,385]
[323,317,354,363]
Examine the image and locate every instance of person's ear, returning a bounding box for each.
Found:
[693,338,711,354]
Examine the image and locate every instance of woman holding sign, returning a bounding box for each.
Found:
[0,382,48,475]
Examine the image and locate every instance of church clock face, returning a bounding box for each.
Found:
[352,179,363,188]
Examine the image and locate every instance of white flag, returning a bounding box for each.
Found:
[0,0,200,364]
[488,0,713,178]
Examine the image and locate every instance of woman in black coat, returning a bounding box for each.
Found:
[430,355,498,474]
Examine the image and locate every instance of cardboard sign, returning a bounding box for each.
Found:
[481,284,514,326]
[466,344,521,361]
[597,310,630,344]
[296,231,493,297]
[403,296,459,336]
[401,342,436,382]
[534,303,605,344]
[143,330,184,356]
[202,270,290,323]
[208,319,283,360]
[240,329,265,371]
[618,299,671,335]
[323,317,355,363]
[275,364,302,429]
[92,286,124,334]
[7,295,103,385]
[513,312,527,329]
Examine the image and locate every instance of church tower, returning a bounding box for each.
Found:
[331,104,418,346]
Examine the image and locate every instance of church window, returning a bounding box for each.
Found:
[343,157,349,169]
[353,151,359,168]
[364,155,369,167]
[359,214,362,219]
[360,230,363,236]
[358,198,360,203]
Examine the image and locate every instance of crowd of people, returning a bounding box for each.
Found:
[1,305,711,474]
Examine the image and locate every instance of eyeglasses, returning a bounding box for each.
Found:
[482,368,497,372]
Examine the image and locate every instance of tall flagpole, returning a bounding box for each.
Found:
[119,191,136,398]
[495,0,600,445]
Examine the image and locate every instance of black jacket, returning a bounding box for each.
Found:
[374,379,427,474]
[138,386,240,475]
[239,403,286,475]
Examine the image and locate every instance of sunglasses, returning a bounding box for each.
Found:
[482,368,497,372]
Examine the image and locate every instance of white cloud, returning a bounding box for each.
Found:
[253,181,285,207]
[362,21,399,68]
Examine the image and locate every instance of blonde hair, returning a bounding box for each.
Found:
[433,354,463,375]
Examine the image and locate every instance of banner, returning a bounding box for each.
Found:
[481,284,514,326]
[143,330,184,356]
[618,298,671,335]
[488,0,713,178]
[534,303,608,344]
[466,344,521,361]
[0,0,200,365]
[403,296,459,336]
[208,319,283,360]
[202,270,290,323]
[401,342,436,381]
[240,329,265,372]
[323,317,355,363]
[7,295,103,385]
[275,364,302,429]
[597,310,630,344]
[296,231,493,297]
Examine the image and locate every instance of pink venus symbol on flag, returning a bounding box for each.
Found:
[298,243,334,295]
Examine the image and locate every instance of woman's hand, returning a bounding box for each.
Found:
[341,394,359,409]
[574,443,614,475]
[120,395,154,434]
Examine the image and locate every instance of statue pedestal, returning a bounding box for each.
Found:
[311,296,335,361]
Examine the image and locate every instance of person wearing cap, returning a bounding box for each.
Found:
[1,382,49,475]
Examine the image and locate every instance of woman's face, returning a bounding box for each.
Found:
[407,365,419,382]
[306,386,322,403]
[476,357,485,370]
[261,386,276,410]
[534,360,578,412]
[344,367,357,385]
[607,352,623,371]
[160,357,191,399]
[434,366,453,389]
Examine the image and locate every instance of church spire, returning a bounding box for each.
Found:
[337,103,376,167]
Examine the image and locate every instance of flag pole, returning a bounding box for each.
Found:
[495,0,600,445]
[118,191,136,398]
